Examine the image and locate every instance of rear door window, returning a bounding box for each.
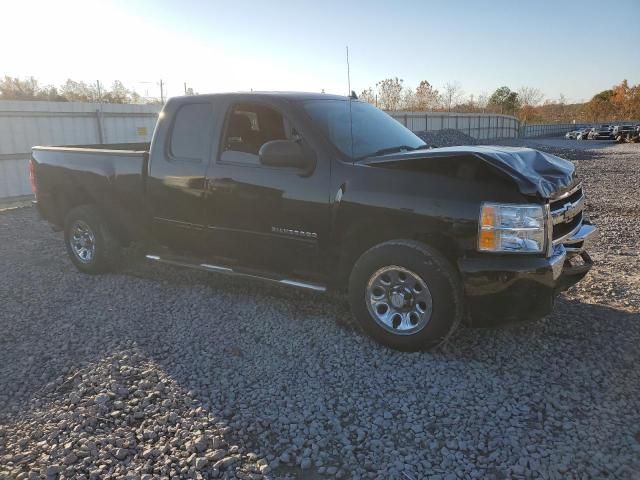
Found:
[170,103,213,161]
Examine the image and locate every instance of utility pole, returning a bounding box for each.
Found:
[95,80,104,143]
[184,82,187,95]
[159,79,165,103]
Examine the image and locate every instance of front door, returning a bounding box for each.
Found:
[204,100,330,281]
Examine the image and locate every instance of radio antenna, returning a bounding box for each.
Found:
[346,46,351,96]
[346,46,354,159]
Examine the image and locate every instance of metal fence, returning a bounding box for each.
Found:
[388,112,520,140]
[0,100,161,199]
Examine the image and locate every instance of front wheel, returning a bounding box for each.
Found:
[64,205,121,274]
[348,240,463,351]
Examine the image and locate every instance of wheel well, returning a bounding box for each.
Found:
[52,191,132,245]
[51,190,93,227]
[335,222,459,290]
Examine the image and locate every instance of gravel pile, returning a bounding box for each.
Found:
[509,139,640,312]
[415,129,477,148]
[1,142,639,479]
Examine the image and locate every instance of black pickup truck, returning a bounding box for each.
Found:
[31,92,596,350]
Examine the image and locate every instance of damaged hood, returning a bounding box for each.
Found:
[361,145,576,198]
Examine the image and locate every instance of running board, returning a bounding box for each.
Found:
[144,255,326,292]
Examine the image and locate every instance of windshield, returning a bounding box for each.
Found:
[302,99,426,160]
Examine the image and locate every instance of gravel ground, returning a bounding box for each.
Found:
[1,140,639,479]
[416,129,477,148]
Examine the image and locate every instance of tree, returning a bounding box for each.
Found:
[517,86,544,107]
[359,87,376,105]
[488,86,520,114]
[376,77,404,111]
[442,82,463,112]
[60,79,99,102]
[610,79,640,119]
[0,76,40,100]
[517,87,544,122]
[401,88,416,111]
[414,80,440,111]
[0,76,149,104]
[476,92,489,112]
[102,80,131,103]
[586,89,616,122]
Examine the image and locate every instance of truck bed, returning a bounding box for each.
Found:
[31,143,150,236]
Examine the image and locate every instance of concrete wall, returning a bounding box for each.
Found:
[0,100,161,199]
[388,112,520,139]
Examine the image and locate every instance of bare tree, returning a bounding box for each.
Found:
[359,87,376,105]
[60,79,100,102]
[517,86,544,107]
[376,77,404,111]
[476,92,489,112]
[414,80,441,111]
[442,81,463,112]
[401,88,417,111]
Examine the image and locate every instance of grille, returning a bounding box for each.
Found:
[550,184,584,243]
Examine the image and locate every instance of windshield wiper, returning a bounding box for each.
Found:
[370,144,428,157]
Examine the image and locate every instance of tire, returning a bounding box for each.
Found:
[64,204,121,274]
[348,240,463,351]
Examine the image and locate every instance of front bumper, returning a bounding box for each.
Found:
[458,221,596,324]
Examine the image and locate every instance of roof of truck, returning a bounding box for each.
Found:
[175,91,350,102]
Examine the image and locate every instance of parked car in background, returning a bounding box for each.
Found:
[612,125,636,142]
[577,128,593,140]
[588,125,613,140]
[565,130,579,139]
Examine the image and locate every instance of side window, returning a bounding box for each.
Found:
[170,103,213,161]
[220,103,290,165]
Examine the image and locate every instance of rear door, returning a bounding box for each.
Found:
[146,99,219,255]
[203,99,330,281]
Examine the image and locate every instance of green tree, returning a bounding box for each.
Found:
[488,86,520,114]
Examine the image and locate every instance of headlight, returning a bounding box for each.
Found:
[478,203,545,253]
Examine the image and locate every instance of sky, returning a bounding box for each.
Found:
[2,0,639,103]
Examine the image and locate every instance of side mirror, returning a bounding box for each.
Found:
[259,140,309,169]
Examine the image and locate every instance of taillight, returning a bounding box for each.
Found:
[29,159,37,195]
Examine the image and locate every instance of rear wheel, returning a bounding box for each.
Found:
[64,205,121,274]
[348,240,463,351]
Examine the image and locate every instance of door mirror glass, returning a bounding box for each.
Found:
[259,140,308,168]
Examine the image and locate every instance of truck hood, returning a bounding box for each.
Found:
[360,145,576,199]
